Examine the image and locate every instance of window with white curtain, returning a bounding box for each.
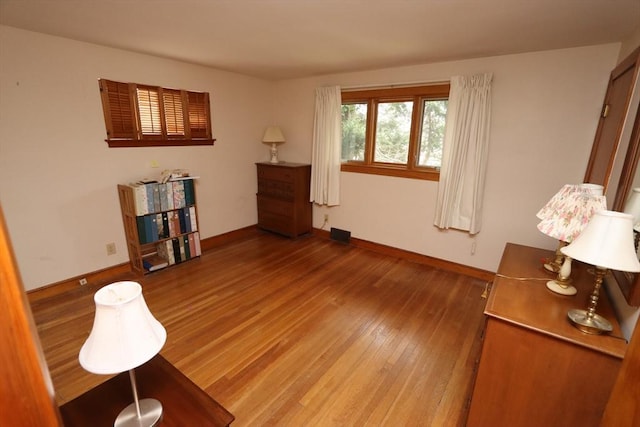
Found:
[341,84,450,181]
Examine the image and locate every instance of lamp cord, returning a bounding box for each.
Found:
[494,273,550,282]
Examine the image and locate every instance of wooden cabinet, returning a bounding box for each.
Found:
[117,179,201,275]
[256,162,312,237]
[467,243,627,427]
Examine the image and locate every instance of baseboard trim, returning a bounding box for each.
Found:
[27,262,133,304]
[27,224,492,302]
[313,228,494,282]
[27,226,262,302]
[200,225,259,252]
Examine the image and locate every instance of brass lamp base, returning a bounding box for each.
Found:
[543,240,567,273]
[567,309,612,335]
[115,398,162,427]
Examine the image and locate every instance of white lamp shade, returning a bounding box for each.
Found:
[624,187,640,226]
[79,281,166,375]
[578,183,604,196]
[561,210,640,272]
[262,126,285,143]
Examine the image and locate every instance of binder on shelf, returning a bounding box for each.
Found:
[161,212,169,238]
[178,237,186,261]
[188,233,196,257]
[183,179,195,206]
[145,183,156,214]
[183,207,192,233]
[165,182,174,210]
[132,183,149,216]
[136,216,147,244]
[183,235,190,260]
[169,211,180,237]
[156,213,166,239]
[159,184,168,212]
[178,209,187,234]
[144,214,158,243]
[193,231,202,256]
[189,206,197,231]
[152,183,161,213]
[172,180,186,209]
[172,238,182,263]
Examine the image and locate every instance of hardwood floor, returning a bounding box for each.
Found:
[31,231,488,426]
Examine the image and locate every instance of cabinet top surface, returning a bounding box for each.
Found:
[487,242,627,358]
[256,161,310,168]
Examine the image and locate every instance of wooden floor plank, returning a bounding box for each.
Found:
[31,231,487,426]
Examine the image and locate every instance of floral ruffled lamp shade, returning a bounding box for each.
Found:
[536,184,606,295]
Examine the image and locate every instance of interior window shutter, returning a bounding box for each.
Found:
[136,86,163,139]
[187,91,211,139]
[99,79,137,140]
[162,89,185,137]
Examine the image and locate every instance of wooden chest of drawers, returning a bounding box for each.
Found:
[467,243,626,426]
[256,162,312,237]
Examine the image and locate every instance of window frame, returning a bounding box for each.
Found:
[99,79,215,148]
[341,83,450,181]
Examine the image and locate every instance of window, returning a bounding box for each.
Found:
[99,79,215,147]
[341,84,449,180]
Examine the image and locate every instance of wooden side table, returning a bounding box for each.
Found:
[60,355,234,426]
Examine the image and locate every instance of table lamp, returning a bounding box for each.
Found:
[624,187,640,250]
[79,281,167,427]
[536,185,606,295]
[262,126,286,163]
[561,210,640,334]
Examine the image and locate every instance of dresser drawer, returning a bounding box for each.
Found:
[257,165,295,183]
[257,180,294,199]
[258,210,294,236]
[257,195,293,217]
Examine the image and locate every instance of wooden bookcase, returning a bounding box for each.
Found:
[117,179,201,275]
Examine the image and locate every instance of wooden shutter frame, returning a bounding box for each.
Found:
[99,78,215,148]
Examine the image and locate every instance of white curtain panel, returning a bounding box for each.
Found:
[434,73,493,234]
[310,85,342,206]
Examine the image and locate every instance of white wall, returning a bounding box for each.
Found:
[0,24,623,290]
[274,44,621,273]
[0,26,274,290]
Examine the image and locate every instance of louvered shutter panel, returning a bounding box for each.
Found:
[136,86,162,139]
[99,79,136,140]
[162,89,185,137]
[187,91,211,139]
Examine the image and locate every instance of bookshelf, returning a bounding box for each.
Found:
[117,178,201,275]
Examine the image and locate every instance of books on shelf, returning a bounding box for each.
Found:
[155,232,201,266]
[129,179,195,217]
[142,254,169,272]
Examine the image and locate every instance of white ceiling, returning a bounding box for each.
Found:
[1,0,639,80]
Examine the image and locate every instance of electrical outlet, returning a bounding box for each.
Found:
[79,278,88,286]
[106,242,116,255]
[150,160,159,168]
[324,214,329,222]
